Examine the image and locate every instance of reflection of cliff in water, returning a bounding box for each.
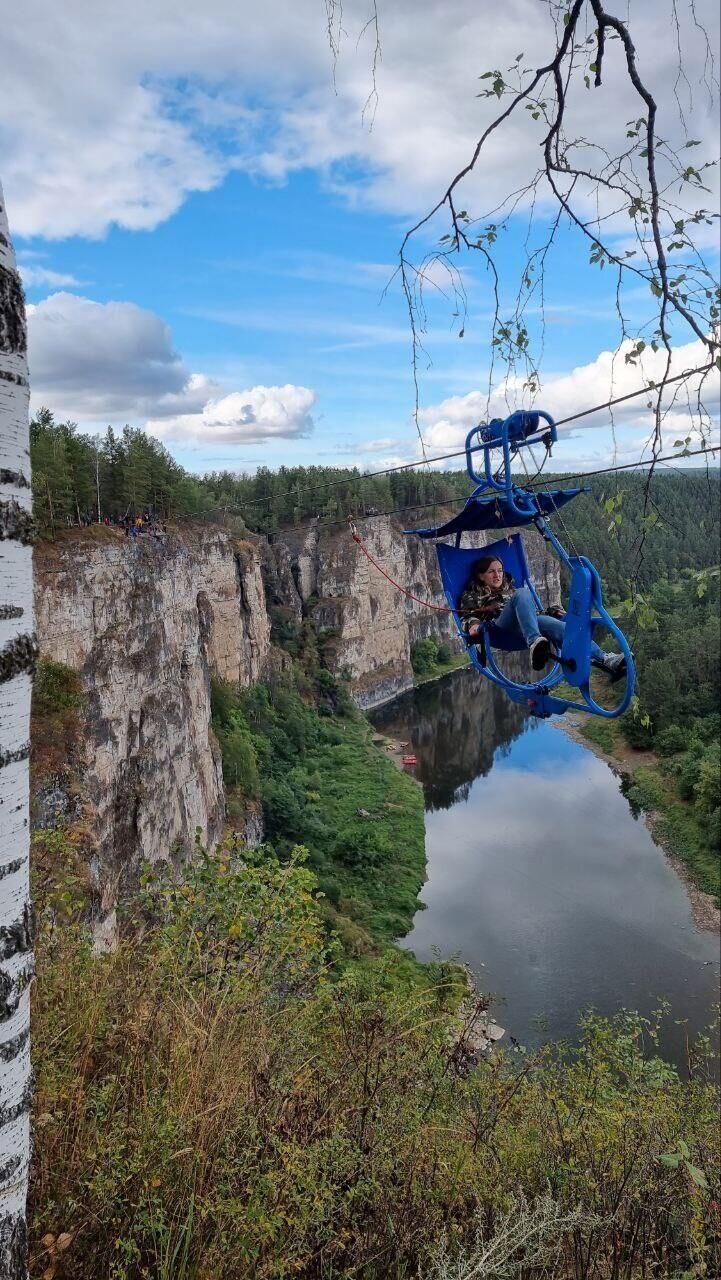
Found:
[370,662,531,810]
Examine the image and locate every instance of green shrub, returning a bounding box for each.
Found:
[33,658,83,716]
[410,636,439,674]
[262,776,304,837]
[656,725,687,756]
[621,709,655,749]
[31,842,721,1279]
[625,767,667,812]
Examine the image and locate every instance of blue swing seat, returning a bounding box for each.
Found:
[406,409,636,719]
[436,532,635,719]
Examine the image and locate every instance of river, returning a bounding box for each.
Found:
[370,667,720,1071]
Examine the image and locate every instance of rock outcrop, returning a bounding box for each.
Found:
[271,515,558,708]
[34,515,559,920]
[34,525,271,918]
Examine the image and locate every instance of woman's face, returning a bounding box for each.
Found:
[478,559,504,589]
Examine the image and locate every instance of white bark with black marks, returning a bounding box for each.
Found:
[0,180,33,1280]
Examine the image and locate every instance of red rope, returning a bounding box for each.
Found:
[350,528,454,613]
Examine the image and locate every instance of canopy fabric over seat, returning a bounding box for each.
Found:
[408,488,584,539]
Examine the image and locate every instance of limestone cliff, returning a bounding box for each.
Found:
[34,524,271,928]
[34,516,558,922]
[270,515,559,708]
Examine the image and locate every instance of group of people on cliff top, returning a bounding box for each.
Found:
[63,511,168,539]
[459,555,627,681]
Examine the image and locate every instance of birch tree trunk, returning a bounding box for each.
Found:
[0,182,34,1279]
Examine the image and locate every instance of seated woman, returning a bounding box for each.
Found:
[458,555,627,680]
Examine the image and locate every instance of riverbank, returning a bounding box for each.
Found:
[371,730,423,784]
[556,713,720,933]
[413,652,469,689]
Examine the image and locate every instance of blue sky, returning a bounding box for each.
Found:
[7,0,719,477]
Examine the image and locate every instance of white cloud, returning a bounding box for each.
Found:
[418,338,720,457]
[18,259,83,288]
[27,292,219,419]
[149,385,316,444]
[348,437,408,455]
[3,1,718,239]
[27,290,317,446]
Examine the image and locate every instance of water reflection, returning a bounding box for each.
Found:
[372,662,530,810]
[371,671,720,1070]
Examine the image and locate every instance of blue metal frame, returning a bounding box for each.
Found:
[426,410,636,720]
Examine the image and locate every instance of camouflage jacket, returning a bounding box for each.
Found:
[458,572,515,633]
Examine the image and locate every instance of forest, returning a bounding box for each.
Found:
[30,411,720,729]
[30,409,720,898]
[26,412,720,1274]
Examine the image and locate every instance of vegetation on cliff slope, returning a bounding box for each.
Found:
[211,666,426,947]
[29,432,720,1273]
[30,838,720,1280]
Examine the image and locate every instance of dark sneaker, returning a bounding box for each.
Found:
[530,636,553,670]
[594,653,627,683]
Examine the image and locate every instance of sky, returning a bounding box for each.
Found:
[4,0,720,478]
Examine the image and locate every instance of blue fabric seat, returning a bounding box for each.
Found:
[434,533,635,720]
[404,408,636,719]
[437,534,538,651]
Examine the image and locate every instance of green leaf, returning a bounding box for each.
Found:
[658,1153,681,1168]
[686,1162,708,1188]
[563,11,570,25]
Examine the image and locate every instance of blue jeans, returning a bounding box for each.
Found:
[488,587,605,660]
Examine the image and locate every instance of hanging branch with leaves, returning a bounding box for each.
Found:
[397,1,719,476]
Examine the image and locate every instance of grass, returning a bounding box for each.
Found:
[413,651,469,688]
[30,839,721,1280]
[212,672,426,945]
[580,717,617,754]
[625,765,721,906]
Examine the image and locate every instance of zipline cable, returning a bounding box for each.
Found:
[221,361,717,515]
[348,520,454,614]
[202,442,718,537]
[202,437,719,531]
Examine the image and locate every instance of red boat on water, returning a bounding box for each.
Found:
[402,754,417,766]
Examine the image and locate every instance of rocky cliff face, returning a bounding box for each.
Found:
[270,516,559,708]
[34,525,271,933]
[34,516,559,923]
